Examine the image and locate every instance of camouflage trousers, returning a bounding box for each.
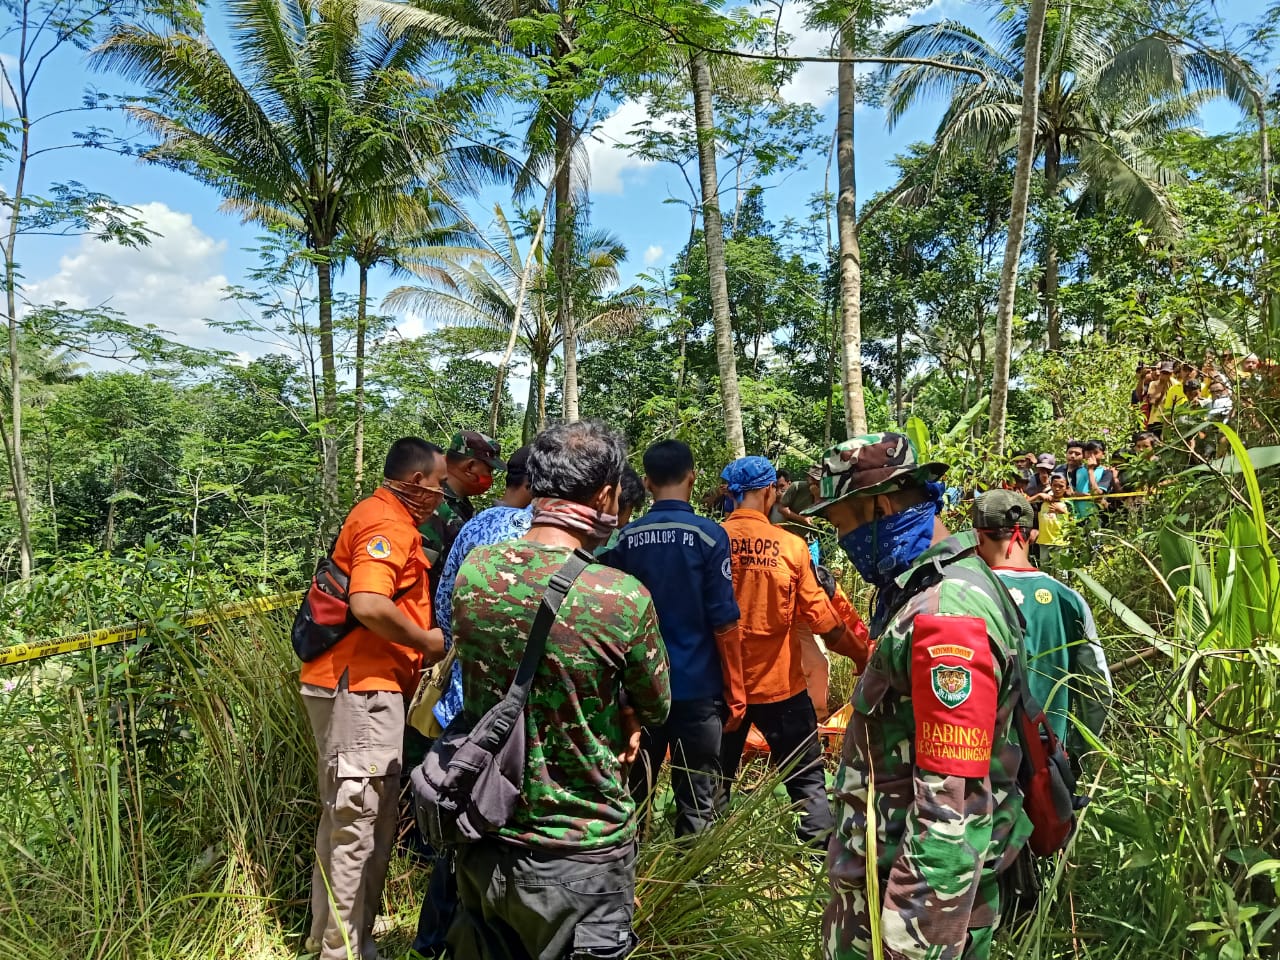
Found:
[821,870,1000,960]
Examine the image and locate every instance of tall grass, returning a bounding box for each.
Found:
[0,577,828,959]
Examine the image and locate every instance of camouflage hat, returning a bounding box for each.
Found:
[801,433,947,515]
[972,488,1034,532]
[448,429,506,471]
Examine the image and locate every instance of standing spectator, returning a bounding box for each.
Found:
[1031,471,1072,571]
[1131,363,1148,407]
[1027,453,1056,497]
[302,439,447,960]
[1208,379,1234,422]
[973,491,1113,756]
[602,440,743,838]
[718,457,866,846]
[407,445,533,960]
[1146,361,1176,435]
[422,431,507,594]
[1064,440,1085,477]
[701,480,735,518]
[447,420,670,960]
[1133,432,1158,457]
[1071,440,1115,521]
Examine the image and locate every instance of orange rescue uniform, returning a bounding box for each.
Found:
[721,508,841,704]
[299,486,431,695]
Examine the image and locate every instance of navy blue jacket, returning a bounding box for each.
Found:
[601,500,740,701]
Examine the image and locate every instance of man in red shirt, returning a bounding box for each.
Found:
[717,456,870,846]
[301,438,446,960]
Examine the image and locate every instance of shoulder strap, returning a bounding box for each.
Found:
[504,548,596,704]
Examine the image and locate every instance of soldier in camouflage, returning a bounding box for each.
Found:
[447,420,670,960]
[421,430,506,595]
[803,434,1032,960]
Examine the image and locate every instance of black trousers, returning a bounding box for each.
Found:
[449,840,637,960]
[718,692,833,846]
[628,697,724,838]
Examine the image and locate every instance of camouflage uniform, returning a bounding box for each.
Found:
[446,539,670,960]
[806,436,1032,960]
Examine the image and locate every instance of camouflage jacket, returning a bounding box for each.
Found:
[451,540,671,852]
[824,533,1032,960]
[422,485,474,593]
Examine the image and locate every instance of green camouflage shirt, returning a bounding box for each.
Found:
[824,533,1032,960]
[451,540,671,852]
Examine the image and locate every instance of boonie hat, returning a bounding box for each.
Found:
[449,430,506,471]
[802,433,947,516]
[973,489,1034,532]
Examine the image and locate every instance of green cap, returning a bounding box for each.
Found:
[448,430,505,471]
[972,489,1034,532]
[802,433,947,515]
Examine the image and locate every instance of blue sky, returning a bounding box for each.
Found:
[4,0,1274,369]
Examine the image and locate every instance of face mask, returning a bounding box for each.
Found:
[384,478,442,525]
[837,483,944,589]
[471,471,494,495]
[531,497,618,545]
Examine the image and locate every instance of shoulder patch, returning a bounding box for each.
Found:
[722,556,733,580]
[911,614,997,778]
[366,535,392,559]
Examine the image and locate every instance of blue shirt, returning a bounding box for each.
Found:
[433,504,533,727]
[600,499,739,701]
[1071,466,1113,519]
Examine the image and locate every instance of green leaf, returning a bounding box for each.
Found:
[1182,445,1280,475]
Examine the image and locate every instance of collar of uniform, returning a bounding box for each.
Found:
[891,530,977,589]
[371,484,415,524]
[991,565,1037,572]
[651,499,694,514]
[727,507,769,523]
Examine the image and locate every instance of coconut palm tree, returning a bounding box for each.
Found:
[385,206,645,442]
[880,4,1251,349]
[96,0,483,523]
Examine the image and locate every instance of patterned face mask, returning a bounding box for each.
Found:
[531,497,618,545]
[836,481,946,590]
[383,478,444,525]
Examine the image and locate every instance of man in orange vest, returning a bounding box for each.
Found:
[717,456,870,846]
[301,438,447,960]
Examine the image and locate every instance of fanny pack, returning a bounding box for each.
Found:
[411,549,594,848]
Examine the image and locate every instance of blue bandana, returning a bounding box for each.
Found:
[721,457,777,503]
[838,481,945,621]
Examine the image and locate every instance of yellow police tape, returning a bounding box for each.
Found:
[0,592,302,668]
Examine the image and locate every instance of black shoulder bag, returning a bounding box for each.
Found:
[411,548,595,848]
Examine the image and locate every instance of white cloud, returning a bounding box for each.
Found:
[0,54,17,112]
[584,100,658,195]
[23,202,243,355]
[773,0,947,109]
[643,244,664,266]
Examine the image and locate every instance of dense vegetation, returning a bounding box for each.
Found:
[0,0,1277,957]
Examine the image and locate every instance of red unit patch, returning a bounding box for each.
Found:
[911,614,997,778]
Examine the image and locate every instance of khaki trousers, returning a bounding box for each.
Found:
[304,681,406,960]
[792,621,830,721]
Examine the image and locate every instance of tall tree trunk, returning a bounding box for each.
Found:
[522,359,543,444]
[1044,142,1061,350]
[895,325,904,426]
[4,109,33,578]
[316,252,340,529]
[353,262,369,499]
[690,50,746,457]
[988,0,1049,454]
[836,42,868,437]
[554,110,578,424]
